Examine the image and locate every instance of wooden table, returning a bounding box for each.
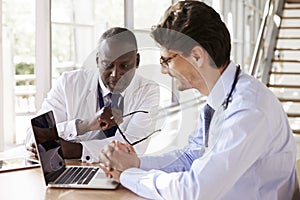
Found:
[0,148,145,200]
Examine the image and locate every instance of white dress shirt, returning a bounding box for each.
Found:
[26,67,160,163]
[120,61,299,200]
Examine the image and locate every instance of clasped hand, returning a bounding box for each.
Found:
[99,141,140,182]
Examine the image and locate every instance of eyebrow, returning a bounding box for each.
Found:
[104,54,137,63]
[161,53,177,59]
[101,59,134,65]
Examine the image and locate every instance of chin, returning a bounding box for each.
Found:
[176,81,190,91]
[176,85,189,91]
[110,86,126,93]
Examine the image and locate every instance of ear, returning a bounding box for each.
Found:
[96,52,100,65]
[136,53,140,69]
[190,46,205,67]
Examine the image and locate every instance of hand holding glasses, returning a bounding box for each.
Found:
[97,107,123,130]
[98,109,161,146]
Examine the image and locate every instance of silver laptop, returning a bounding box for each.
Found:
[31,110,119,189]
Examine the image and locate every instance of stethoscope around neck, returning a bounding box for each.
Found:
[221,65,241,110]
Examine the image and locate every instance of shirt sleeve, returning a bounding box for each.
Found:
[120,168,165,200]
[25,74,77,147]
[120,108,273,200]
[25,118,80,149]
[24,74,82,148]
[56,119,78,139]
[80,137,116,162]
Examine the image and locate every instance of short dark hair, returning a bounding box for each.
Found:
[98,27,138,51]
[151,1,231,68]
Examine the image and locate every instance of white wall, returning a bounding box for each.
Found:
[0,0,4,151]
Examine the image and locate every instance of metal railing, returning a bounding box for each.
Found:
[249,0,285,84]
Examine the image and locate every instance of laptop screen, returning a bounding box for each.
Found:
[31,111,66,185]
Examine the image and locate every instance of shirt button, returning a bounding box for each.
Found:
[86,156,90,161]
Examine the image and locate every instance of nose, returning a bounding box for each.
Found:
[161,66,169,74]
[110,67,116,77]
[110,64,123,78]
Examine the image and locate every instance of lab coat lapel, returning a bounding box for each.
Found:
[84,84,97,114]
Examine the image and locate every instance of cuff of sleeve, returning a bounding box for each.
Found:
[80,141,100,163]
[25,127,34,149]
[80,136,116,163]
[63,119,78,139]
[120,168,163,200]
[139,156,151,170]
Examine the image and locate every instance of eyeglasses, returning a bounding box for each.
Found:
[116,110,162,146]
[160,54,178,69]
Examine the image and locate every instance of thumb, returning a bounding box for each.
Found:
[115,141,135,153]
[114,141,129,152]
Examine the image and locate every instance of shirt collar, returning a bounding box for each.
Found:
[98,76,126,97]
[207,61,238,110]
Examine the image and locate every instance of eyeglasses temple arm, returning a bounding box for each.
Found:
[116,125,132,145]
[131,129,162,146]
[122,110,149,118]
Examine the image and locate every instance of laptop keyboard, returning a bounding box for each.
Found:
[54,167,99,185]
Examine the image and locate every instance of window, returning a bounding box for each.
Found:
[51,0,124,79]
[134,0,172,29]
[2,0,35,147]
[0,0,268,152]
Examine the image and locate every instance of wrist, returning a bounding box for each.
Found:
[60,139,83,159]
[135,157,141,168]
[138,158,141,168]
[75,119,89,135]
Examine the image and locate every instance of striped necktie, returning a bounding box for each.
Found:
[204,104,215,147]
[98,83,124,138]
[103,93,124,138]
[111,93,124,114]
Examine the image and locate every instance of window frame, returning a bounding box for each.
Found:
[0,0,267,151]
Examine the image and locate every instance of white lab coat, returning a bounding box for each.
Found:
[26,67,160,163]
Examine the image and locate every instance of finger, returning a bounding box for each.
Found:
[99,162,112,172]
[125,144,135,153]
[114,141,129,152]
[114,141,135,154]
[98,119,109,130]
[100,144,117,169]
[105,142,116,158]
[111,109,123,124]
[108,169,122,183]
[99,163,113,178]
[32,147,37,154]
[27,143,36,151]
[26,146,31,152]
[31,143,36,148]
[27,146,37,154]
[29,147,39,160]
[99,151,111,169]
